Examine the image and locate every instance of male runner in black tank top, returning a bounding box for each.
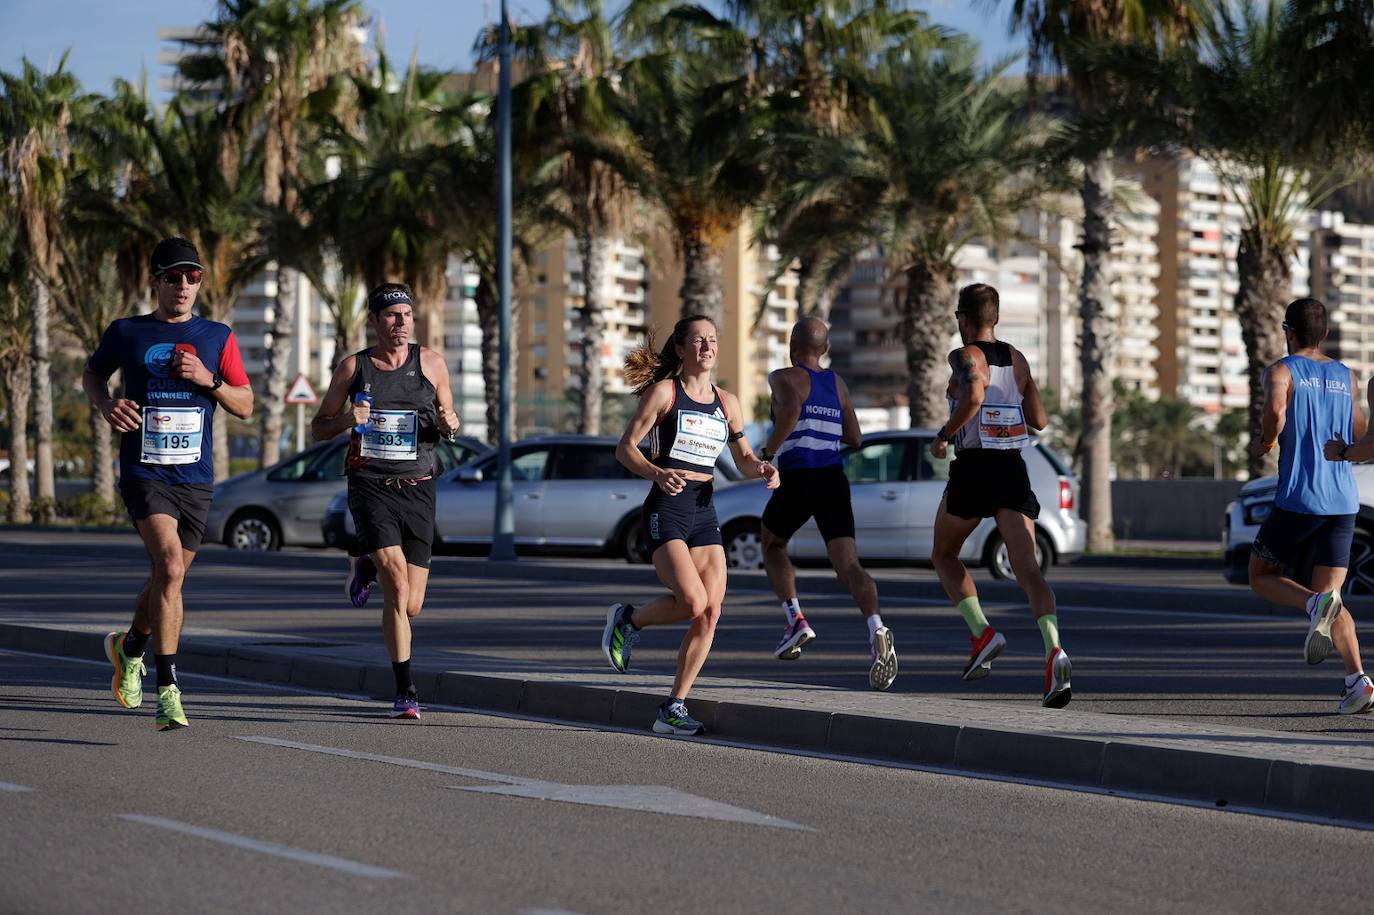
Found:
[312,283,460,719]
[929,284,1071,708]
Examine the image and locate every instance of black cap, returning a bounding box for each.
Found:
[150,237,203,275]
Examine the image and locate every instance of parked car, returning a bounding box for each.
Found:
[322,434,743,558]
[1222,469,1374,594]
[712,429,1085,575]
[207,434,490,550]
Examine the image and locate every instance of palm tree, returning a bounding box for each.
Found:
[182,0,366,466]
[772,42,1058,426]
[0,54,89,521]
[997,0,1204,550]
[501,0,636,435]
[0,198,33,522]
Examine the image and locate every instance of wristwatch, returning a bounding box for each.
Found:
[209,373,224,391]
[758,447,772,462]
[1339,441,1351,461]
[937,427,956,444]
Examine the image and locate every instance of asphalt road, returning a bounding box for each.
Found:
[2,651,1371,915]
[3,536,1372,735]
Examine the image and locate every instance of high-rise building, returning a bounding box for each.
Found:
[1309,210,1374,382]
[1132,154,1310,414]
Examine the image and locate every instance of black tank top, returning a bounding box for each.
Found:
[651,379,729,474]
[346,344,438,479]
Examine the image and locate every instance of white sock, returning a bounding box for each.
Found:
[1347,671,1366,688]
[781,598,803,625]
[866,614,884,640]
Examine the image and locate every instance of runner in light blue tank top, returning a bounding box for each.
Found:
[1248,297,1373,715]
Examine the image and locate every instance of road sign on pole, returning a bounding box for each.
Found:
[284,373,318,405]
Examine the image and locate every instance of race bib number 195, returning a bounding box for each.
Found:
[141,406,205,466]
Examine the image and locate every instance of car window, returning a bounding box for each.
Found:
[844,441,908,484]
[550,445,633,480]
[915,439,951,481]
[1035,442,1072,478]
[313,442,349,479]
[266,449,319,482]
[435,441,482,475]
[511,448,551,481]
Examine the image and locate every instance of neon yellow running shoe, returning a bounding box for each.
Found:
[103,631,146,709]
[155,685,189,731]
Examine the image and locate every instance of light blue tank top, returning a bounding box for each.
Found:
[1275,355,1358,516]
[775,367,843,470]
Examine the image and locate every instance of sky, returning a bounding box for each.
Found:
[1,1,1020,97]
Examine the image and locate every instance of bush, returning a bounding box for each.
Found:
[60,493,124,527]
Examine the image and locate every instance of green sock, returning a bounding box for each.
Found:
[1037,614,1061,658]
[956,596,988,637]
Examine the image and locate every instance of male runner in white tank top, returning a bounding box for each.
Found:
[929,284,1071,708]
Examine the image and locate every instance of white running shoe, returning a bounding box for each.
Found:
[1305,590,1343,665]
[869,627,898,691]
[1043,647,1072,709]
[1338,675,1374,715]
[774,617,816,660]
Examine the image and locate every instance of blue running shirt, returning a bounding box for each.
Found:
[88,314,248,486]
[1275,355,1358,516]
[775,367,844,470]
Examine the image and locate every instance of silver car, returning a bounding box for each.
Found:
[324,434,742,559]
[712,429,1085,576]
[207,434,489,550]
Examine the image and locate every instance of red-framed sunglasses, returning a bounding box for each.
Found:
[159,268,204,285]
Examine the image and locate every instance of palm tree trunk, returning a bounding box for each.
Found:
[258,266,296,466]
[899,259,957,428]
[577,230,612,435]
[91,402,115,505]
[796,255,830,320]
[30,276,55,521]
[1235,226,1290,479]
[3,356,33,523]
[680,230,724,324]
[1078,154,1117,552]
[476,276,502,445]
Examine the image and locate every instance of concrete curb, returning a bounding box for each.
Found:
[8,619,1372,825]
[0,537,1286,616]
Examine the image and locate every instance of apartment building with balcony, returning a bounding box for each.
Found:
[1309,210,1374,383]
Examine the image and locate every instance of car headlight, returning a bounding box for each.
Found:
[1243,500,1273,526]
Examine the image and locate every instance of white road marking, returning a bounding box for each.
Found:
[0,781,34,792]
[119,814,404,879]
[238,736,809,831]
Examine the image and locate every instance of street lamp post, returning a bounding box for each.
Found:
[490,0,517,561]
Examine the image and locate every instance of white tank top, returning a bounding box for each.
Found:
[950,340,1028,451]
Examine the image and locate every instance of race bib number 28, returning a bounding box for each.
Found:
[141,406,205,466]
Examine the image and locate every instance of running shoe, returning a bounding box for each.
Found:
[390,692,421,720]
[602,603,639,673]
[774,617,816,660]
[653,700,703,736]
[155,685,188,731]
[1304,590,1343,665]
[346,553,378,608]
[961,627,1006,681]
[1043,647,1072,709]
[1338,675,1374,715]
[869,627,898,691]
[103,630,146,709]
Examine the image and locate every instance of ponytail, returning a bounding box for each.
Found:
[624,314,716,396]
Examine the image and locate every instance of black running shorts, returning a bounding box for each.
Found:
[761,464,856,542]
[1252,506,1355,569]
[943,449,1040,521]
[642,480,722,553]
[119,479,213,551]
[347,476,436,568]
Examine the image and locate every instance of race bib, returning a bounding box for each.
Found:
[977,403,1028,450]
[141,406,205,465]
[668,410,728,468]
[360,409,419,460]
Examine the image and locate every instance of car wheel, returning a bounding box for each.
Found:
[985,529,1052,580]
[621,514,651,564]
[226,510,280,551]
[723,519,764,571]
[1345,528,1374,597]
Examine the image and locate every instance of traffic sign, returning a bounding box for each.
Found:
[284,373,318,405]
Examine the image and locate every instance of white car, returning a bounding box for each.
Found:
[712,429,1086,576]
[1222,469,1374,594]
